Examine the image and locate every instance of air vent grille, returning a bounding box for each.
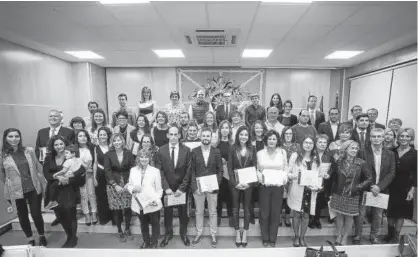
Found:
[196,35,226,46]
[184,29,239,47]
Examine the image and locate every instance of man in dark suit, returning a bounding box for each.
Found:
[345,105,363,129]
[351,113,371,160]
[35,109,74,227]
[354,128,395,245]
[367,108,386,130]
[35,109,74,161]
[154,125,192,247]
[318,107,340,146]
[190,128,223,248]
[215,91,237,125]
[307,95,325,130]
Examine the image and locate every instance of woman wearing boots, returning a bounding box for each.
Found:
[385,128,416,243]
[287,136,321,247]
[228,126,257,247]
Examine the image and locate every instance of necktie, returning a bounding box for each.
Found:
[171,147,175,168]
[225,104,229,117]
[50,128,56,139]
[360,132,365,148]
[310,111,315,125]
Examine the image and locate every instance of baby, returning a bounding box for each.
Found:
[44,144,82,210]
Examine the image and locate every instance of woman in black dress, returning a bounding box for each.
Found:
[93,126,113,225]
[228,126,257,247]
[44,135,86,248]
[216,120,234,227]
[278,100,298,127]
[152,111,169,147]
[268,93,284,115]
[386,128,417,243]
[104,133,136,242]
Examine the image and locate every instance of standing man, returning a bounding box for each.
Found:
[352,113,371,160]
[307,95,325,130]
[188,90,214,125]
[35,109,74,227]
[190,128,223,248]
[179,111,190,140]
[111,93,136,128]
[292,109,317,145]
[318,108,340,146]
[354,128,395,245]
[245,93,266,128]
[215,91,237,125]
[346,105,363,129]
[367,108,386,130]
[84,101,98,129]
[155,125,192,247]
[265,107,285,135]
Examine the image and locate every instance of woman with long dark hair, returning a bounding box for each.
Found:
[129,114,151,156]
[268,93,284,115]
[0,128,47,246]
[227,126,257,247]
[89,108,112,145]
[75,129,97,225]
[44,135,86,247]
[93,126,113,225]
[139,134,159,167]
[287,136,322,247]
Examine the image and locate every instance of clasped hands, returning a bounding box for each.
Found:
[165,188,184,197]
[370,185,381,196]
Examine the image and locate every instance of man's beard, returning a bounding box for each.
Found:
[202,139,211,145]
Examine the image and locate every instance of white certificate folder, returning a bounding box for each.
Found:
[262,169,286,186]
[197,174,219,193]
[235,166,258,184]
[298,170,322,188]
[362,192,389,209]
[164,193,186,206]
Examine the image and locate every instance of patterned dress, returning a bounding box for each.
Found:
[163,103,186,125]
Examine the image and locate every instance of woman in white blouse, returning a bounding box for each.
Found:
[256,130,288,247]
[287,135,322,247]
[126,149,163,249]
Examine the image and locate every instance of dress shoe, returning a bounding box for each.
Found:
[299,237,307,247]
[125,230,134,241]
[334,242,342,246]
[181,235,190,246]
[51,219,60,227]
[369,238,381,244]
[140,242,150,249]
[269,242,276,247]
[262,241,269,247]
[328,217,334,224]
[211,235,218,248]
[352,236,361,245]
[159,235,173,247]
[293,237,300,247]
[28,240,35,246]
[150,243,157,249]
[284,219,291,227]
[191,235,202,247]
[39,235,48,247]
[315,219,322,229]
[308,219,315,229]
[67,237,78,248]
[241,230,248,248]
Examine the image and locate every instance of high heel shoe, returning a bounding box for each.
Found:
[235,230,241,247]
[293,237,300,247]
[299,237,307,247]
[85,214,91,226]
[91,212,98,225]
[241,230,248,248]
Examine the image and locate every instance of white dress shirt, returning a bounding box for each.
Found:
[50,125,61,138]
[309,108,316,124]
[170,143,180,167]
[266,120,285,135]
[202,147,211,166]
[373,148,382,184]
[330,122,339,139]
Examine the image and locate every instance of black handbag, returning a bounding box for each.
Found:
[397,234,417,257]
[305,240,348,257]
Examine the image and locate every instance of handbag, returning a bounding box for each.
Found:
[305,240,348,257]
[397,234,417,257]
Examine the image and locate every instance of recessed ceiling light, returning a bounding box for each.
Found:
[153,49,185,58]
[99,0,149,4]
[65,51,104,59]
[325,51,364,59]
[242,49,273,58]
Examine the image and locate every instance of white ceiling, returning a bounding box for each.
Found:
[0,1,416,68]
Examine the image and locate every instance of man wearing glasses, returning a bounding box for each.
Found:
[292,109,317,145]
[113,110,135,149]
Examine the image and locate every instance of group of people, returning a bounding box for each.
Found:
[0,86,415,250]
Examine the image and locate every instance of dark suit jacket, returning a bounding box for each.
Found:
[352,129,371,160]
[364,147,395,194]
[104,149,135,186]
[215,103,238,124]
[278,114,298,127]
[308,110,326,130]
[227,145,257,187]
[368,122,386,130]
[35,127,75,160]
[190,146,223,192]
[154,144,192,192]
[317,121,340,145]
[345,119,357,129]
